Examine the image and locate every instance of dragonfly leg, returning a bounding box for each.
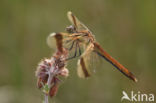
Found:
[68,41,75,51]
[65,39,72,44]
[66,42,78,60]
[66,41,82,61]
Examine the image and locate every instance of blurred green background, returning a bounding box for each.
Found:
[0,0,156,103]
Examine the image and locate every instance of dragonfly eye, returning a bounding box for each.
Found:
[66,25,77,33]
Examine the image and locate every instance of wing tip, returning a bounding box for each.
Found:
[47,32,56,48]
[49,32,56,37]
[67,11,72,16]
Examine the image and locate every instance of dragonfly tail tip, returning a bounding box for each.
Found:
[134,78,138,82]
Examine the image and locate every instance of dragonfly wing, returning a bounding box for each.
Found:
[93,42,137,82]
[77,57,91,78]
[77,43,93,78]
[47,32,57,49]
[67,11,89,31]
[77,43,101,78]
[47,32,70,50]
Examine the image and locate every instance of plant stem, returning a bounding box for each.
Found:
[44,69,54,103]
[44,94,49,103]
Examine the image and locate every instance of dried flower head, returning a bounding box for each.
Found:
[36,48,69,98]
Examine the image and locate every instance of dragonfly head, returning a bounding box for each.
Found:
[66,25,77,33]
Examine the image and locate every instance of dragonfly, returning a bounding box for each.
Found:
[47,11,137,82]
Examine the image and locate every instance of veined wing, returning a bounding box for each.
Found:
[77,44,93,78]
[67,11,90,31]
[77,57,91,78]
[47,32,72,50]
[47,33,64,52]
[93,42,138,82]
[77,43,101,78]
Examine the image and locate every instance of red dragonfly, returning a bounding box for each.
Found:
[47,11,137,82]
